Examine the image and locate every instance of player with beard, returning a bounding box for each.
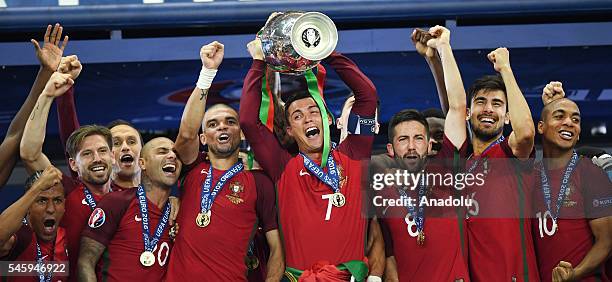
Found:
[54,56,142,192]
[20,72,114,281]
[0,166,67,282]
[0,24,68,188]
[78,138,181,282]
[241,35,379,280]
[165,41,283,281]
[379,26,469,282]
[54,58,180,226]
[463,48,538,281]
[531,82,612,282]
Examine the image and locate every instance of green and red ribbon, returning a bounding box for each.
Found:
[259,64,333,167]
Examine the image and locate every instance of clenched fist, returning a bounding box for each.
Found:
[487,48,511,72]
[542,81,565,105]
[33,166,63,192]
[200,41,224,70]
[58,55,82,80]
[425,25,450,50]
[42,72,74,98]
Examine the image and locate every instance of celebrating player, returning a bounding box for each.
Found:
[240,35,379,280]
[533,82,612,282]
[463,48,539,280]
[0,166,67,282]
[20,71,114,281]
[165,41,283,281]
[380,26,469,282]
[78,137,181,281]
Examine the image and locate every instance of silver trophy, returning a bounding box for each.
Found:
[259,11,338,75]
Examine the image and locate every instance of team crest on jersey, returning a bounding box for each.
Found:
[563,182,577,207]
[338,165,348,189]
[226,181,244,205]
[88,208,106,229]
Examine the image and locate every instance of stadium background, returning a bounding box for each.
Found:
[0,0,611,209]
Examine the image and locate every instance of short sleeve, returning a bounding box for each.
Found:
[582,161,612,219]
[253,171,278,233]
[81,190,133,246]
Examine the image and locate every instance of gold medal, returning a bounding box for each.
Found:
[140,251,155,267]
[196,211,211,228]
[331,192,346,208]
[417,231,426,246]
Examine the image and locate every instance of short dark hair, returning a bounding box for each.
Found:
[388,109,429,142]
[106,119,143,145]
[284,91,314,124]
[66,125,113,159]
[421,108,445,119]
[467,75,507,107]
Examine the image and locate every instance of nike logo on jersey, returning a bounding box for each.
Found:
[299,169,310,177]
[201,169,208,175]
[81,198,88,206]
[135,215,142,222]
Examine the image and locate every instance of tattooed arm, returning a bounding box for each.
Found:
[175,41,224,165]
[78,237,106,282]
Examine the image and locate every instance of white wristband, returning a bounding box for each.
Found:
[366,276,382,282]
[196,67,217,90]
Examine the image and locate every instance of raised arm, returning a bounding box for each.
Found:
[487,48,535,159]
[78,237,106,282]
[239,39,290,181]
[0,166,62,255]
[175,41,224,165]
[0,24,68,187]
[56,55,83,160]
[20,72,74,173]
[325,51,378,159]
[412,28,448,114]
[426,26,467,149]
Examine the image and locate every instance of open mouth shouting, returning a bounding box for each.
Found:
[305,126,320,140]
[217,133,230,144]
[120,154,135,167]
[162,162,178,177]
[42,218,57,235]
[558,129,574,141]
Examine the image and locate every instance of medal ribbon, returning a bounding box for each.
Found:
[83,185,112,211]
[301,152,340,193]
[466,135,505,173]
[137,185,171,253]
[398,179,427,233]
[35,236,56,282]
[304,66,332,167]
[540,151,579,224]
[200,162,244,213]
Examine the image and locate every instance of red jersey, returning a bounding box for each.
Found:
[58,175,105,281]
[0,225,68,282]
[240,52,378,272]
[465,138,540,281]
[165,158,277,282]
[531,158,612,282]
[82,189,172,282]
[379,134,470,281]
